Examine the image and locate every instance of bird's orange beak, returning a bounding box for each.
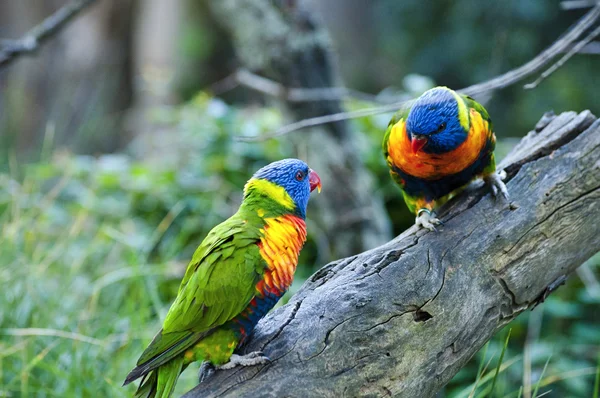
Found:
[308,169,321,193]
[410,135,428,154]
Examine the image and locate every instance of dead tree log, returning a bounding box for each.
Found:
[183,109,599,397]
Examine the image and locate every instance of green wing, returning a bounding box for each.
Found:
[460,93,492,128]
[163,215,263,333]
[127,213,264,380]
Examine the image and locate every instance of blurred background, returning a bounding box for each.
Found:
[0,0,598,397]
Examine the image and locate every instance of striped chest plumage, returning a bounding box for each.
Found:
[257,214,307,294]
[230,214,306,341]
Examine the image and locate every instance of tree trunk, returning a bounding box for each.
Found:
[183,110,599,397]
[207,0,392,259]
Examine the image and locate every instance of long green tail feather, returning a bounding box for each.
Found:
[156,357,184,398]
[133,357,184,398]
[134,371,157,398]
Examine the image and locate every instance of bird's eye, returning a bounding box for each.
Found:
[437,122,447,132]
[295,170,305,181]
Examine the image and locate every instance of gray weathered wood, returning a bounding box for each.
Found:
[184,111,600,397]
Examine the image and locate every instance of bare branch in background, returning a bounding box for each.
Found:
[235,4,600,142]
[0,0,98,68]
[560,0,599,10]
[460,5,599,96]
[210,68,391,104]
[525,24,600,89]
[578,40,600,52]
[235,101,406,142]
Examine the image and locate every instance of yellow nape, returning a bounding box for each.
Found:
[423,86,469,131]
[449,89,470,131]
[244,178,295,210]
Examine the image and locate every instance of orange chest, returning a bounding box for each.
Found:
[257,215,307,293]
[387,109,493,180]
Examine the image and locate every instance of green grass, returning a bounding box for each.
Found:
[594,352,600,398]
[531,356,551,398]
[0,166,198,397]
[489,329,512,395]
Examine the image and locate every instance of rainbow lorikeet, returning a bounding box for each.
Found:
[123,159,321,398]
[382,86,508,231]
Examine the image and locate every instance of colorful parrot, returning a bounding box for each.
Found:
[123,159,321,398]
[382,86,508,231]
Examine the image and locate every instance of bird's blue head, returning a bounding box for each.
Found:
[406,87,469,154]
[245,158,321,219]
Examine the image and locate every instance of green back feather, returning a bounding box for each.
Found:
[460,93,492,128]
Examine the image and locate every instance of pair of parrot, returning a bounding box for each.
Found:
[124,87,507,397]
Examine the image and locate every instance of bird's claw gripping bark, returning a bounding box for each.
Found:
[415,209,442,232]
[216,351,271,370]
[198,361,216,383]
[484,170,509,200]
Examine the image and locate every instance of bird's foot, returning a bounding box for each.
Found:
[198,361,215,383]
[484,171,509,200]
[415,209,442,232]
[216,351,271,370]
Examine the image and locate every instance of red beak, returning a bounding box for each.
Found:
[308,169,321,193]
[411,135,428,154]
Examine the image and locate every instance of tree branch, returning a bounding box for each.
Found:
[236,4,600,142]
[0,0,98,68]
[578,40,600,53]
[210,68,393,104]
[524,24,600,89]
[185,110,600,397]
[560,0,599,10]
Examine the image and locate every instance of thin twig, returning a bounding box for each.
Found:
[212,68,390,104]
[461,5,600,97]
[561,41,600,54]
[560,0,599,10]
[0,0,98,68]
[524,24,600,89]
[235,101,409,142]
[578,41,600,53]
[236,5,600,142]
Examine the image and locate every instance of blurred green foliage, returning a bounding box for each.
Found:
[1,94,598,397]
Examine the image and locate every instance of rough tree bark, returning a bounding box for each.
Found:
[184,110,599,397]
[207,0,392,258]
